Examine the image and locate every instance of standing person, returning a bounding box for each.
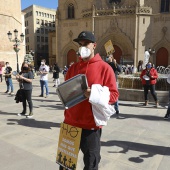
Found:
[62,66,68,80]
[106,54,121,114]
[4,62,14,95]
[16,62,34,118]
[164,74,170,119]
[140,63,159,107]
[0,64,3,82]
[39,59,49,98]
[53,63,60,87]
[137,60,143,72]
[59,31,119,170]
[164,91,170,120]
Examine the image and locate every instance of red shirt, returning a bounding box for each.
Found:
[140,68,158,85]
[64,53,119,130]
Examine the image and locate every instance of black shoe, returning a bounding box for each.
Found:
[5,91,9,93]
[17,112,26,116]
[164,113,170,120]
[53,85,56,87]
[116,110,119,114]
[39,95,43,97]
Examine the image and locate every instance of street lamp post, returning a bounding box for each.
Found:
[7,29,24,73]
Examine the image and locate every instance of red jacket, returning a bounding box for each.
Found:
[64,53,119,130]
[140,68,158,85]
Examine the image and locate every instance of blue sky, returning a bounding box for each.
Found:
[21,0,58,10]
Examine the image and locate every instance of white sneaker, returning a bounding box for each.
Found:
[26,112,33,118]
[26,115,33,118]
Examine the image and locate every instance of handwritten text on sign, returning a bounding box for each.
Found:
[56,123,82,170]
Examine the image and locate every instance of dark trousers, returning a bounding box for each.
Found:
[0,74,2,82]
[167,91,170,115]
[143,84,158,101]
[21,89,33,113]
[59,129,102,170]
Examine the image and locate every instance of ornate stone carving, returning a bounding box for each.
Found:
[137,6,152,14]
[81,5,152,18]
[69,30,73,38]
[162,26,168,35]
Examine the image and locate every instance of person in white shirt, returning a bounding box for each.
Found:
[39,59,49,98]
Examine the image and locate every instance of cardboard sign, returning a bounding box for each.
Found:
[104,40,115,55]
[0,61,5,67]
[56,123,82,170]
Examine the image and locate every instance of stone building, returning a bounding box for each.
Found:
[56,0,170,68]
[48,30,56,66]
[22,5,56,67]
[0,0,25,71]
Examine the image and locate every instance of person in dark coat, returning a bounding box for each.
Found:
[16,62,34,118]
[106,54,121,114]
[53,63,60,87]
[164,73,170,119]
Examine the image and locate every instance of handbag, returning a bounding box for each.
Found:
[14,89,23,103]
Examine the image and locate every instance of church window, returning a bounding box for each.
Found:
[161,0,170,12]
[68,3,75,19]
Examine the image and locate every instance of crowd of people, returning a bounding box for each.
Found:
[0,31,169,170]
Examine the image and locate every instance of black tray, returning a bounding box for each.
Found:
[56,74,88,109]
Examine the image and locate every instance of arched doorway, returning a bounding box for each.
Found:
[113,45,122,64]
[156,47,168,67]
[67,49,77,66]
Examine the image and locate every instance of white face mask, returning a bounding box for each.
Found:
[105,57,109,62]
[79,47,91,59]
[41,62,45,65]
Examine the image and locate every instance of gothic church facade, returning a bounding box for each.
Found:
[56,0,170,68]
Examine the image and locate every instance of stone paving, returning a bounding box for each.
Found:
[0,73,170,170]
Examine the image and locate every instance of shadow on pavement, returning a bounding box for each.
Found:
[119,102,166,109]
[0,111,17,115]
[111,113,169,121]
[7,118,61,129]
[32,98,58,102]
[101,140,170,163]
[38,104,64,110]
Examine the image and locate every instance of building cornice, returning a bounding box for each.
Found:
[0,13,21,24]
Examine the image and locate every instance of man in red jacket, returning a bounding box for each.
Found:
[60,31,119,170]
[140,63,159,107]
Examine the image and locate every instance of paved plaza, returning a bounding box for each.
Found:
[0,73,170,170]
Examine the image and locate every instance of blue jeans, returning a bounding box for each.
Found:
[6,78,14,92]
[114,100,119,112]
[40,80,49,95]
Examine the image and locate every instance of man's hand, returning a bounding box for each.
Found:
[113,59,116,64]
[19,75,24,79]
[84,87,91,98]
[16,75,20,79]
